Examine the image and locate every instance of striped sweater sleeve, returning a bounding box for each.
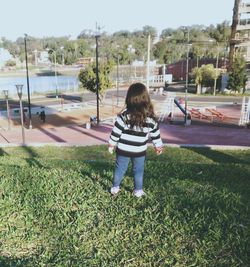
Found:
[149,121,163,148]
[108,115,125,146]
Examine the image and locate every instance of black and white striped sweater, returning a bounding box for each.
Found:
[108,111,163,157]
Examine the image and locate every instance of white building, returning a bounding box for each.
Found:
[0,48,13,68]
[38,51,50,64]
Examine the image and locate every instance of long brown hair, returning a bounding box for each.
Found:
[125,83,156,128]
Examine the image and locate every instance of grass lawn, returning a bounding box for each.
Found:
[0,146,249,266]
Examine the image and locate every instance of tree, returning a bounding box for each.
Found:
[133,37,147,60]
[153,40,167,63]
[191,64,217,94]
[77,39,91,58]
[206,21,231,44]
[62,41,77,64]
[191,67,203,94]
[77,29,94,39]
[192,44,207,66]
[160,28,174,39]
[112,30,131,38]
[78,61,113,99]
[142,25,157,39]
[228,57,247,93]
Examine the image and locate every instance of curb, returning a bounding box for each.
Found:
[0,142,249,150]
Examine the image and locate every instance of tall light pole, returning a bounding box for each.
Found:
[24,34,32,129]
[60,46,65,66]
[115,45,120,106]
[146,34,151,91]
[47,48,58,98]
[213,42,219,96]
[16,84,25,144]
[33,49,38,66]
[3,90,11,130]
[127,44,134,82]
[184,28,190,125]
[95,31,100,124]
[116,55,120,106]
[207,39,220,96]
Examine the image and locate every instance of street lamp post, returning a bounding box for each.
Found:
[3,90,11,130]
[127,44,134,82]
[95,32,100,124]
[213,43,219,96]
[15,84,25,144]
[146,34,151,91]
[184,28,190,125]
[47,48,58,98]
[33,49,38,66]
[60,46,65,66]
[116,54,120,106]
[24,34,32,129]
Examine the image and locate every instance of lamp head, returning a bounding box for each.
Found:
[3,90,8,98]
[15,84,24,99]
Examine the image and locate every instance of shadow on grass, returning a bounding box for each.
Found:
[186,147,250,164]
[0,257,34,267]
[70,147,250,201]
[67,125,107,143]
[0,148,8,156]
[79,159,149,194]
[143,160,250,203]
[78,160,114,192]
[22,146,44,168]
[0,147,44,169]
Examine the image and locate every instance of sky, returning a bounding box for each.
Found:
[0,0,235,41]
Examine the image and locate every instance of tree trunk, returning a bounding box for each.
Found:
[229,0,240,71]
[197,84,202,94]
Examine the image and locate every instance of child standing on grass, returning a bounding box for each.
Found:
[108,82,163,197]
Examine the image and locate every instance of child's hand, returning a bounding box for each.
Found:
[108,145,114,154]
[155,146,163,155]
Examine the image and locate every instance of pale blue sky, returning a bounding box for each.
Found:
[0,0,235,41]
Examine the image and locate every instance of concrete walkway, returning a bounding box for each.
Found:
[0,104,249,149]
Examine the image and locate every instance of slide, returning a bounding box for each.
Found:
[174,99,187,116]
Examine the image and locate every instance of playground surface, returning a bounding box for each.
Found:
[0,102,249,148]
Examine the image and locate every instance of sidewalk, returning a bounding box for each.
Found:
[0,104,249,148]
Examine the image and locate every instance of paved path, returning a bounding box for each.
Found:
[0,104,249,148]
[0,120,249,149]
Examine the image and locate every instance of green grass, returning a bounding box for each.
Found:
[0,146,249,266]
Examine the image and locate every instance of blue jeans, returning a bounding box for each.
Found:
[112,155,145,190]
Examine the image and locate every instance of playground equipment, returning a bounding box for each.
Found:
[188,108,212,121]
[158,93,247,127]
[239,96,250,126]
[158,93,191,125]
[158,92,176,122]
[174,99,187,116]
[205,108,226,121]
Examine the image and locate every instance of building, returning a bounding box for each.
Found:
[75,57,94,66]
[230,1,250,63]
[0,48,13,68]
[163,58,228,81]
[38,51,50,64]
